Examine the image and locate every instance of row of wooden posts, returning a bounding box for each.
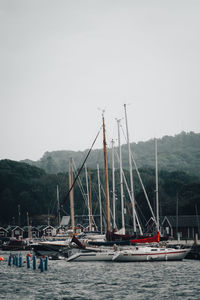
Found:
[8,253,48,272]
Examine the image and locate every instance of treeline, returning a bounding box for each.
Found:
[0,159,200,231]
[22,131,200,178]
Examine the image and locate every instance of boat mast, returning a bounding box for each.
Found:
[97,164,103,234]
[27,211,32,239]
[176,193,179,239]
[18,204,21,227]
[57,185,61,226]
[124,104,137,234]
[69,157,75,233]
[117,118,125,234]
[88,168,93,231]
[102,113,111,232]
[155,138,159,231]
[111,139,116,229]
[85,164,91,231]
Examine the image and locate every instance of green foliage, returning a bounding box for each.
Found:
[0,160,61,226]
[1,134,200,230]
[22,131,200,178]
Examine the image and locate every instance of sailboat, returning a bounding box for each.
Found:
[105,107,159,244]
[32,160,76,259]
[66,112,192,262]
[67,233,190,262]
[67,247,115,262]
[112,246,190,262]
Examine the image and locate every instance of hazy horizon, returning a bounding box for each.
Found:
[1,0,199,161]
[15,129,200,162]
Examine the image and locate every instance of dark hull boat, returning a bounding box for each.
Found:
[31,240,71,259]
[1,238,31,251]
[88,240,131,246]
[105,230,161,243]
[87,232,162,247]
[185,244,200,260]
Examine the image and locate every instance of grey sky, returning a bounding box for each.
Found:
[0,0,199,161]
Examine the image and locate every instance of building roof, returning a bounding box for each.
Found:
[162,215,200,227]
[38,225,55,231]
[23,226,40,231]
[6,226,24,231]
[0,227,8,232]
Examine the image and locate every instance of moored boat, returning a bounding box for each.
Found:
[67,244,191,263]
[112,246,190,262]
[1,237,31,251]
[67,249,115,262]
[31,239,71,259]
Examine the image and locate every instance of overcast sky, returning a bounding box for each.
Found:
[0,0,199,161]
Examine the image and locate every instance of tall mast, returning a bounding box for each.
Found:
[124,104,137,234]
[176,193,179,238]
[111,139,116,229]
[117,119,125,234]
[57,185,61,226]
[18,204,21,227]
[85,164,91,230]
[27,211,32,239]
[102,113,111,232]
[88,168,93,231]
[69,157,75,233]
[155,138,159,231]
[97,164,103,234]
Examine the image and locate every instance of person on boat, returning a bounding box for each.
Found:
[113,244,118,251]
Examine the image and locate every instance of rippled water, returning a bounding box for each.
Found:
[0,251,200,300]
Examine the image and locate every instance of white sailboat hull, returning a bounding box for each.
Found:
[67,251,114,262]
[67,246,190,262]
[112,247,190,262]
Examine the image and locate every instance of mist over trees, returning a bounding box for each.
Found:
[22,131,200,177]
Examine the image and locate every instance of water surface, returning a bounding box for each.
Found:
[0,251,199,299]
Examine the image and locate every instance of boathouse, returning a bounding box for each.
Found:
[161,215,200,239]
[23,226,40,238]
[0,227,8,237]
[145,217,158,233]
[6,226,24,239]
[38,225,56,237]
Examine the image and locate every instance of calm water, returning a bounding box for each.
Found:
[0,251,199,300]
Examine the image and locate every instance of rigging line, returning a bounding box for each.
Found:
[91,182,110,231]
[49,187,59,215]
[120,124,157,223]
[97,182,109,230]
[72,159,88,208]
[114,147,143,234]
[99,182,114,227]
[56,126,102,218]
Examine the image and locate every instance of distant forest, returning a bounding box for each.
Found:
[0,131,200,231]
[23,131,200,177]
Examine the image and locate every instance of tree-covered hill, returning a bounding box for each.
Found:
[22,131,200,178]
[0,159,199,231]
[0,160,66,226]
